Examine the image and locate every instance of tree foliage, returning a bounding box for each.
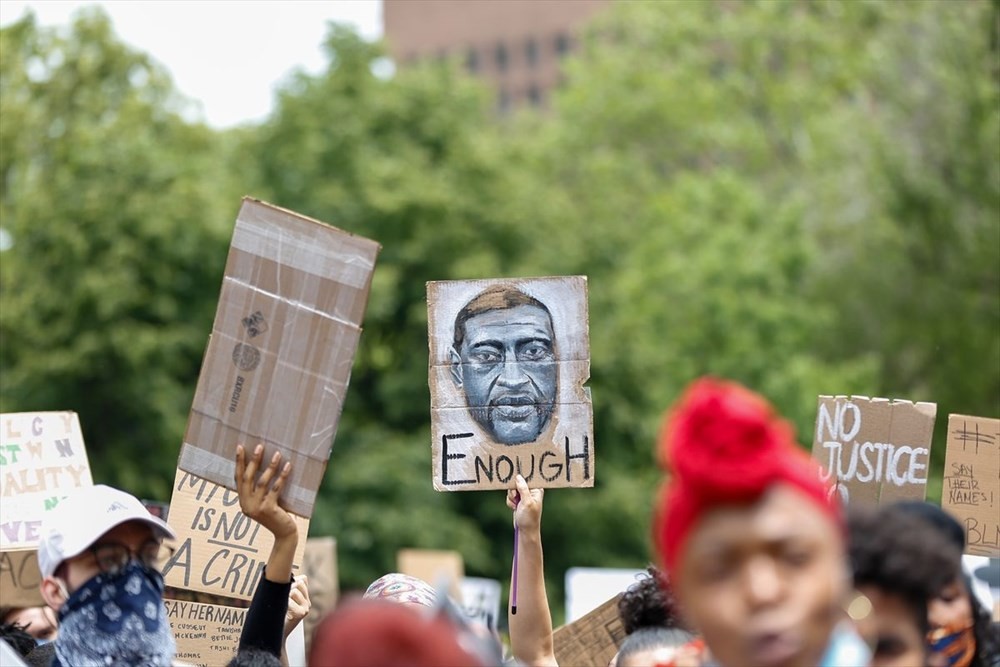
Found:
[0,9,236,498]
[1,0,996,620]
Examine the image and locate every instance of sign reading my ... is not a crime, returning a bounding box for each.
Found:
[162,467,309,601]
[811,396,937,506]
[426,276,595,491]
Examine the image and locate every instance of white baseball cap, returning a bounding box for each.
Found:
[37,484,176,579]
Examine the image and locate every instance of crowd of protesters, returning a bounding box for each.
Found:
[2,377,999,666]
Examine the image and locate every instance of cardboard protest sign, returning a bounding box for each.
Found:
[162,468,309,600]
[460,577,502,633]
[177,198,380,518]
[942,414,1000,557]
[397,548,465,602]
[812,396,936,505]
[1,412,92,548]
[552,594,626,667]
[0,549,43,607]
[166,599,246,666]
[1,411,93,606]
[427,277,594,491]
[302,537,338,654]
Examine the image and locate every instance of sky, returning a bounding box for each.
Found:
[0,0,383,129]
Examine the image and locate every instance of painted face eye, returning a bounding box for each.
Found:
[518,341,552,361]
[470,348,502,364]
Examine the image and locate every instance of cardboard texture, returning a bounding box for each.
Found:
[162,468,309,600]
[427,277,595,491]
[811,396,936,505]
[302,537,339,655]
[0,549,43,607]
[1,411,93,607]
[941,414,1000,558]
[460,577,502,633]
[397,548,465,602]
[166,599,245,666]
[552,594,626,667]
[177,198,380,517]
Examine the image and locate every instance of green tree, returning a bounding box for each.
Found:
[0,9,235,498]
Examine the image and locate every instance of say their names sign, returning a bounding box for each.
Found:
[162,467,309,600]
[166,599,246,666]
[941,414,1000,558]
[1,412,93,606]
[177,198,380,518]
[427,277,594,491]
[812,396,937,505]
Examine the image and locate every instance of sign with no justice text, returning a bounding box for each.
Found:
[812,396,936,505]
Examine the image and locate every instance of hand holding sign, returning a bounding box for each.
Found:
[235,444,297,541]
[507,474,544,532]
[284,575,311,641]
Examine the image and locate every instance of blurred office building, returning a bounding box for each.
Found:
[383,0,611,111]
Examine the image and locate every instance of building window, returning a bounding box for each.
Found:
[497,88,511,113]
[466,47,479,73]
[495,42,508,72]
[525,37,539,67]
[555,33,571,57]
[527,84,542,107]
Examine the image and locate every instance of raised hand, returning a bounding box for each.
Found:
[235,443,297,540]
[507,474,544,533]
[283,574,311,639]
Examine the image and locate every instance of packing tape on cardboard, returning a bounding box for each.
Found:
[232,217,374,291]
[178,442,320,518]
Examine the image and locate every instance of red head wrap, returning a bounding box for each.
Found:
[654,378,840,576]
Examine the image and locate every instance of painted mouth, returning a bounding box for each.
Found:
[493,395,534,406]
[492,405,536,421]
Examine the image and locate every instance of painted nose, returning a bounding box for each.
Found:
[496,358,529,388]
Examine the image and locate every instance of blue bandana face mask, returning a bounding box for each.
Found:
[53,560,175,667]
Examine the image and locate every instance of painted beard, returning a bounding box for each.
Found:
[472,397,555,445]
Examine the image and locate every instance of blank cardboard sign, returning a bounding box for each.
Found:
[427,277,594,491]
[162,468,309,600]
[397,548,465,602]
[811,396,936,506]
[552,594,626,667]
[177,198,380,518]
[941,414,1000,558]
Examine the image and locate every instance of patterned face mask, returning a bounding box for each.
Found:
[928,622,976,667]
[53,560,175,667]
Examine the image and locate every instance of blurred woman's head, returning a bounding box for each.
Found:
[893,502,999,667]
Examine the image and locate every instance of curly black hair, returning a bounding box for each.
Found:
[617,565,689,635]
[0,621,37,657]
[848,505,962,637]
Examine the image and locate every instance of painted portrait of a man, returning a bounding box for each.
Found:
[449,286,557,445]
[427,276,594,491]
